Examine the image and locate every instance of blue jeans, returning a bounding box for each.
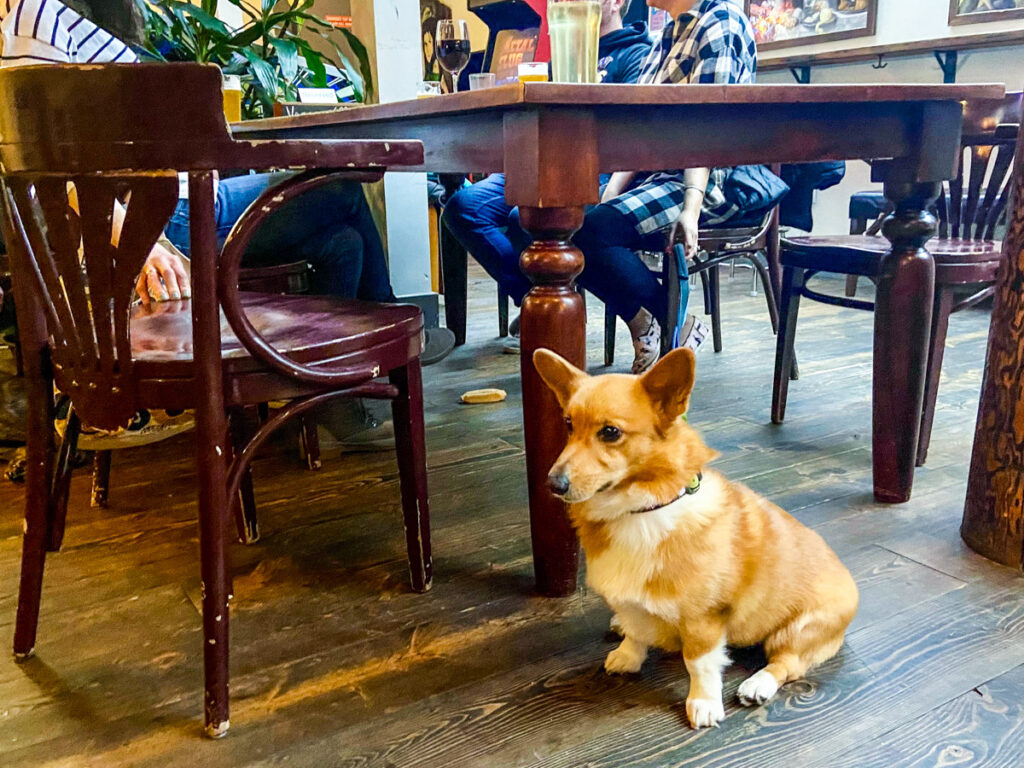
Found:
[441,174,533,306]
[165,173,395,302]
[443,173,666,322]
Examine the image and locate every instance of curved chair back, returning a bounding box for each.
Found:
[942,91,1022,241]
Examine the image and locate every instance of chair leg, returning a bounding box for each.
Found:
[708,264,723,353]
[48,409,79,552]
[91,450,112,508]
[389,360,432,593]
[772,267,805,425]
[299,416,322,471]
[498,288,509,337]
[748,254,780,334]
[845,275,860,298]
[845,218,868,297]
[698,267,712,315]
[604,303,616,366]
[14,361,56,660]
[916,287,955,467]
[440,221,468,346]
[228,408,259,545]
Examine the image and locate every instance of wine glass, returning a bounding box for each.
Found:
[436,19,471,93]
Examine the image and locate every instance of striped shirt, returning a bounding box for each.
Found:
[0,0,138,66]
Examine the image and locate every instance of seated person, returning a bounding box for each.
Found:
[567,0,758,373]
[442,0,651,343]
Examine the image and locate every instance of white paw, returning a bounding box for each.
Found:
[737,669,779,707]
[686,697,725,729]
[609,613,624,637]
[604,644,645,674]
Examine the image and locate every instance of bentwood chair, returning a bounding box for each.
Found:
[0,63,431,738]
[772,92,1022,469]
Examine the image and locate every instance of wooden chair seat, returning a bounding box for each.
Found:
[782,234,1003,283]
[130,293,422,375]
[127,294,423,410]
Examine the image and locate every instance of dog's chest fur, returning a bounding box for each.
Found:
[580,476,725,620]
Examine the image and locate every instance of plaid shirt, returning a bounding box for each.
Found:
[608,0,757,235]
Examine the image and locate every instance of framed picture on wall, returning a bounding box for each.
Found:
[745,1,878,51]
[949,0,1024,26]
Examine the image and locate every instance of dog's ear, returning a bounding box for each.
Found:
[533,348,586,409]
[641,347,696,423]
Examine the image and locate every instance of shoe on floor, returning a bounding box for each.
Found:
[502,314,521,354]
[631,316,662,374]
[317,398,395,453]
[422,327,456,366]
[679,314,710,353]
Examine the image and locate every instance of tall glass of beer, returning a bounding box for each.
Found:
[548,0,601,84]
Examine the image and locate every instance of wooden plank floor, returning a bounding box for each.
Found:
[1,265,1022,768]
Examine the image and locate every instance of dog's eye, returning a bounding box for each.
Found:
[597,425,622,443]
[565,416,573,434]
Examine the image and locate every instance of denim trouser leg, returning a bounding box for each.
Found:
[441,173,533,305]
[572,203,667,324]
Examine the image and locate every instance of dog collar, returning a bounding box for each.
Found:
[629,473,702,515]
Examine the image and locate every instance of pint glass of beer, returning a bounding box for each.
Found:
[548,0,600,84]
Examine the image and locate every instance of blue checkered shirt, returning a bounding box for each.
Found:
[607,0,758,235]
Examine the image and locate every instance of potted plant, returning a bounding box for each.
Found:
[140,0,374,118]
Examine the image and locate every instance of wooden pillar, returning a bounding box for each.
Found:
[962,127,1024,570]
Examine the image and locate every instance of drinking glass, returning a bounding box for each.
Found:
[222,74,243,123]
[436,19,471,93]
[548,0,601,84]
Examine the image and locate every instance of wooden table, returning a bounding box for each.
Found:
[237,82,1003,596]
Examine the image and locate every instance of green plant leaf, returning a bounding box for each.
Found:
[240,47,279,100]
[294,37,327,87]
[270,37,299,82]
[337,27,373,100]
[165,0,229,35]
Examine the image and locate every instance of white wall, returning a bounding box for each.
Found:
[757,0,1024,235]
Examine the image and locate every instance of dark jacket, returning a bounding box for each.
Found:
[599,22,651,84]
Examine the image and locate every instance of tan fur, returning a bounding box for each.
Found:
[534,348,859,729]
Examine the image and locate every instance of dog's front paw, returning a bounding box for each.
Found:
[686,697,725,729]
[604,642,645,674]
[737,669,780,707]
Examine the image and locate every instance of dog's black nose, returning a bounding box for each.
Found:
[547,472,571,496]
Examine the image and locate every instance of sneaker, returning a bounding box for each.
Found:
[679,314,710,353]
[631,316,662,374]
[318,398,396,453]
[422,327,456,366]
[502,314,521,355]
[54,406,194,451]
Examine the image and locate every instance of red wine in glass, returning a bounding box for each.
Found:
[436,19,470,93]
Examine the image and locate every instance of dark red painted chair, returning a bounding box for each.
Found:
[0,63,430,738]
[772,92,1022,470]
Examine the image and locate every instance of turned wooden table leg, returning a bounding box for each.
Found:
[962,136,1024,570]
[873,180,940,503]
[517,206,585,596]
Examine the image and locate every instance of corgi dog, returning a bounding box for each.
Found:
[533,347,859,729]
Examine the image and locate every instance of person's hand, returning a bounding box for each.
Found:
[669,209,700,260]
[136,245,191,304]
[601,171,636,204]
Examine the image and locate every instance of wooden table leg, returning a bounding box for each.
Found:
[872,180,940,503]
[962,139,1024,570]
[517,206,585,596]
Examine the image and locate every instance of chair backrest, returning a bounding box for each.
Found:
[940,91,1023,242]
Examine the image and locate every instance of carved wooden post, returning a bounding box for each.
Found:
[872,179,940,503]
[962,128,1024,570]
[517,206,586,596]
